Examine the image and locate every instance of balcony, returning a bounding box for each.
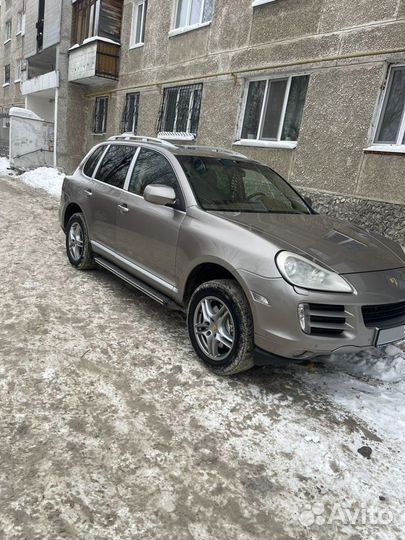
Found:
[68,38,120,86]
[21,70,59,96]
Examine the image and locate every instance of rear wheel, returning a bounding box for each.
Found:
[65,213,95,270]
[187,279,254,375]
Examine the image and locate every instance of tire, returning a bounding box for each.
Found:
[187,279,254,375]
[65,213,95,270]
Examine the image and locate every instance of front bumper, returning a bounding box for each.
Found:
[239,267,405,361]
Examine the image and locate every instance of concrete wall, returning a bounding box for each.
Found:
[0,0,26,118]
[24,0,39,59]
[25,0,62,58]
[56,0,89,174]
[9,110,54,168]
[77,0,404,241]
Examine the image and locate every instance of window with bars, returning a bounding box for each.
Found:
[174,0,213,30]
[93,96,108,134]
[121,93,140,133]
[157,83,203,140]
[239,75,310,145]
[130,0,147,47]
[4,64,10,85]
[373,65,405,149]
[71,0,101,45]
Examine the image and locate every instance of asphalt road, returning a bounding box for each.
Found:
[0,176,403,540]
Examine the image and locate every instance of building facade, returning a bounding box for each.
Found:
[0,0,25,155]
[1,0,405,242]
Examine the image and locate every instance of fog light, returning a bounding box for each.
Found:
[298,303,310,334]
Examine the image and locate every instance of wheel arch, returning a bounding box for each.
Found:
[63,203,83,232]
[181,259,253,309]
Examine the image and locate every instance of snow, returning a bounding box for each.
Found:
[296,342,405,442]
[0,158,64,197]
[0,156,10,174]
[19,167,64,197]
[82,36,120,46]
[9,107,42,120]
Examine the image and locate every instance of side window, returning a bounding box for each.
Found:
[373,65,405,147]
[128,148,183,209]
[240,75,309,143]
[95,145,136,188]
[83,145,105,177]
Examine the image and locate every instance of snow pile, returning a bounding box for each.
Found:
[329,342,405,382]
[296,342,405,442]
[1,158,64,197]
[0,156,10,174]
[19,167,64,197]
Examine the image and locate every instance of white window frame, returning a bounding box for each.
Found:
[252,0,276,6]
[366,64,405,155]
[14,59,23,83]
[130,0,147,49]
[235,74,309,149]
[170,0,212,37]
[4,19,12,43]
[16,10,25,35]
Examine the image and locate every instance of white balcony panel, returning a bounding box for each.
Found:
[21,70,59,96]
[68,42,98,82]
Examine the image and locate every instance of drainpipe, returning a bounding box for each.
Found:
[53,45,60,169]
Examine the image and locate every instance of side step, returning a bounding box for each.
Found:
[94,256,180,309]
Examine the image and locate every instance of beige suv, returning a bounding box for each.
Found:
[60,135,405,375]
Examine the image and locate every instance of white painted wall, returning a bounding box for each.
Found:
[25,95,55,123]
[9,108,54,169]
[68,43,97,81]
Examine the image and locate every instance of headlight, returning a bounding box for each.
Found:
[276,251,353,293]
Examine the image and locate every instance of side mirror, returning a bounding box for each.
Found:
[304,196,313,207]
[143,184,176,206]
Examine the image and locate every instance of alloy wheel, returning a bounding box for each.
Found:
[193,296,235,361]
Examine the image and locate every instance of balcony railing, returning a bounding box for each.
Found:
[95,41,120,80]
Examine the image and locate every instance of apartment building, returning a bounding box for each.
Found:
[72,0,405,242]
[1,0,404,243]
[0,0,25,155]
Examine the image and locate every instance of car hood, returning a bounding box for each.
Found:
[210,212,405,273]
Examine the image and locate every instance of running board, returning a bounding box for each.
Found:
[94,256,179,309]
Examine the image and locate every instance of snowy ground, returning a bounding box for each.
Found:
[0,167,404,539]
[0,157,64,197]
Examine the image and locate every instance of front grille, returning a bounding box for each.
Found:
[308,304,346,336]
[362,301,405,329]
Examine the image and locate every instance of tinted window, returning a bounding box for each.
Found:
[178,156,310,214]
[83,146,105,177]
[95,145,136,188]
[128,148,183,209]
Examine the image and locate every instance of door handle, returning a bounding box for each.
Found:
[84,189,92,197]
[118,203,129,213]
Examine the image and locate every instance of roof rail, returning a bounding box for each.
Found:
[181,145,248,159]
[108,134,178,149]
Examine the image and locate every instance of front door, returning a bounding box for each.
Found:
[88,143,137,250]
[116,148,185,288]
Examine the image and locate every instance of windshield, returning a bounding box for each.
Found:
[177,156,311,214]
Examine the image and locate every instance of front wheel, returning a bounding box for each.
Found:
[65,213,95,270]
[187,279,254,375]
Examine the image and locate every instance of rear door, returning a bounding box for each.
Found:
[116,147,186,287]
[89,144,137,250]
